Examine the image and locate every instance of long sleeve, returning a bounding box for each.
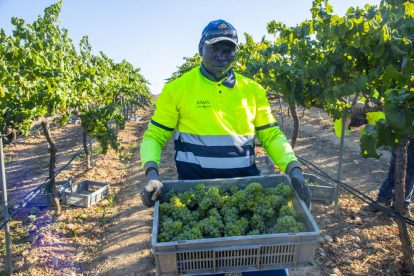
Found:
[253,86,298,173]
[140,86,179,169]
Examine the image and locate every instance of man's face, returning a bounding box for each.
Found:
[199,40,236,80]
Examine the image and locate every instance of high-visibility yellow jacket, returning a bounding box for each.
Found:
[140,65,298,180]
[335,93,385,138]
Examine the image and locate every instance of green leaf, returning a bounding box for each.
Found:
[372,44,384,58]
[356,74,369,90]
[346,7,355,15]
[360,134,381,159]
[401,56,408,70]
[325,65,335,77]
[364,124,377,134]
[375,120,402,147]
[380,25,389,43]
[384,101,414,132]
[393,93,410,102]
[325,3,333,14]
[334,24,347,39]
[100,212,107,222]
[77,213,89,220]
[382,65,399,87]
[68,226,79,237]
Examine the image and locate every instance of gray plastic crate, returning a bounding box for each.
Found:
[29,180,72,207]
[256,155,275,175]
[303,173,336,201]
[152,174,320,275]
[62,180,109,207]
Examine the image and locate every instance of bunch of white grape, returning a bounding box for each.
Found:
[157,182,306,243]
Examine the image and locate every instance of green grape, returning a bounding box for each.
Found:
[218,187,230,197]
[279,205,302,221]
[194,183,206,202]
[280,183,295,199]
[230,185,239,195]
[163,188,178,203]
[158,217,183,242]
[198,210,225,238]
[247,229,260,235]
[250,214,266,233]
[158,182,305,243]
[199,187,224,210]
[220,205,239,224]
[271,215,306,234]
[245,182,262,194]
[174,188,198,209]
[266,194,287,209]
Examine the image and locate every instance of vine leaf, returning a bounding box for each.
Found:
[384,101,414,132]
[375,120,402,147]
[360,134,381,159]
[382,65,404,87]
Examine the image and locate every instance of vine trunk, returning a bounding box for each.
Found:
[394,135,414,273]
[42,122,60,215]
[83,131,92,170]
[289,103,299,149]
[278,99,286,134]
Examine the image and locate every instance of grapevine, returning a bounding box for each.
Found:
[0,1,151,214]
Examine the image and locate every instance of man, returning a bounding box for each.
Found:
[335,97,413,217]
[140,20,311,211]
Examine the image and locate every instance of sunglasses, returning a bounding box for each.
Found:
[201,28,238,43]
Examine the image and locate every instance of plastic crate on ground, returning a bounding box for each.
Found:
[303,173,336,201]
[62,180,109,207]
[152,174,320,275]
[29,180,72,207]
[256,155,275,175]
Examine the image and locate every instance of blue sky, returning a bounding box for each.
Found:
[0,0,381,95]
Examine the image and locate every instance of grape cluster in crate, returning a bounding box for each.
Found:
[158,182,306,243]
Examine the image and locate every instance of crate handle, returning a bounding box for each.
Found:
[257,245,261,270]
[293,236,300,267]
[213,250,216,274]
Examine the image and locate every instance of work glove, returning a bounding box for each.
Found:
[348,114,368,129]
[290,167,311,209]
[140,168,164,208]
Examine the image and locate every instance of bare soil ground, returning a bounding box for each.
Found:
[1,99,413,276]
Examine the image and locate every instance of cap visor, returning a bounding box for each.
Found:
[205,37,239,50]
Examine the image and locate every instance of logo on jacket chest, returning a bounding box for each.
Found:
[197,100,212,109]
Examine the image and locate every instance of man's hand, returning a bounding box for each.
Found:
[290,168,311,209]
[140,169,164,208]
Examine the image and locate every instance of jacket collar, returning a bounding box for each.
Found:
[200,63,236,88]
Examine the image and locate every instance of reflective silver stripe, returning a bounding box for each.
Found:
[175,131,255,147]
[176,151,255,169]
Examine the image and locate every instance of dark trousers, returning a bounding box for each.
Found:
[378,140,414,207]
